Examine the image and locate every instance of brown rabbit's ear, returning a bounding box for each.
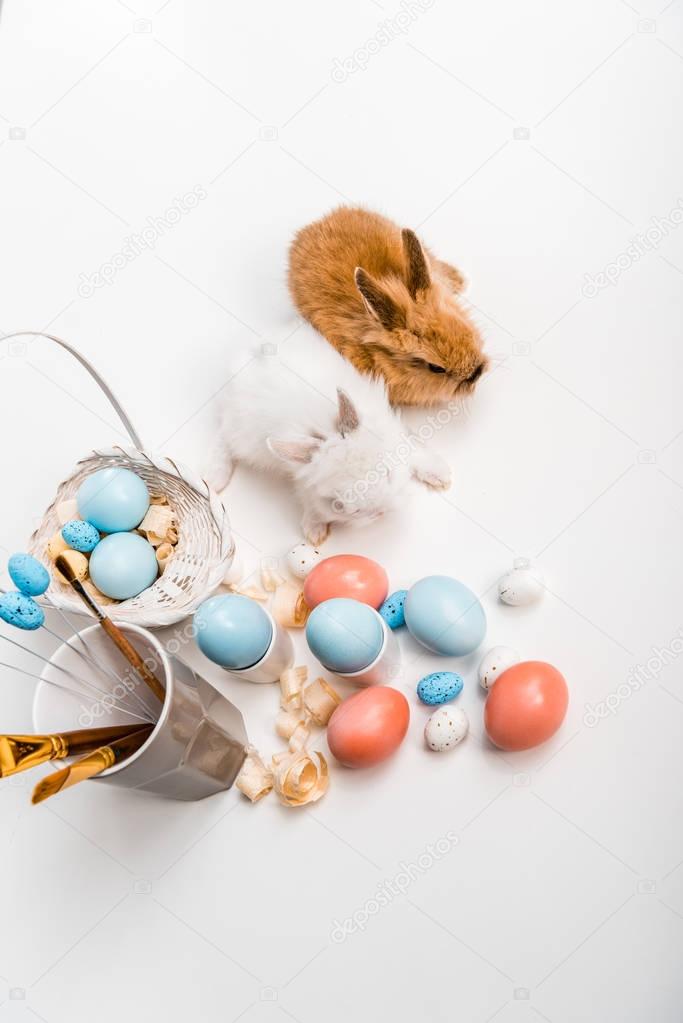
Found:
[402,228,431,298]
[336,387,360,437]
[267,435,321,464]
[354,267,404,330]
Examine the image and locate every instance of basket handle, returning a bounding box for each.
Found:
[1,331,145,450]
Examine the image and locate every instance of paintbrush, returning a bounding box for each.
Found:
[0,723,151,778]
[31,725,154,804]
[54,554,166,704]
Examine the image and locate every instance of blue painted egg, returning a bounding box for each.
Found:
[405,575,486,656]
[417,671,464,706]
[379,589,408,629]
[89,532,158,600]
[195,594,273,670]
[7,553,50,596]
[62,520,101,553]
[77,468,150,533]
[306,597,384,674]
[0,591,45,630]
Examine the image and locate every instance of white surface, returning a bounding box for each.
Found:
[1,1,682,1020]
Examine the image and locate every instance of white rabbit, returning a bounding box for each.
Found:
[209,346,451,545]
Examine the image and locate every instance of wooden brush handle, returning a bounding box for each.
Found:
[56,560,166,704]
[64,722,151,755]
[99,619,166,703]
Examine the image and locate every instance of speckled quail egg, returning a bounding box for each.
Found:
[424,706,469,752]
[285,543,322,580]
[478,645,520,690]
[498,559,545,606]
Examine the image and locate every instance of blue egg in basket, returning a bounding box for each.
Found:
[306,597,384,674]
[194,594,273,670]
[77,467,150,533]
[89,532,159,601]
[0,591,45,631]
[62,519,101,554]
[8,553,50,597]
[404,575,486,656]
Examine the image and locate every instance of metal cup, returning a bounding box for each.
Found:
[33,623,248,800]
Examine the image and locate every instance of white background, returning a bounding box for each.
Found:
[1,0,683,1020]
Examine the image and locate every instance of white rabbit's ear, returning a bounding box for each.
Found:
[336,388,360,437]
[401,228,431,297]
[267,435,321,464]
[355,267,404,330]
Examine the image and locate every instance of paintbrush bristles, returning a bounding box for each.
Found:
[54,556,103,620]
[53,552,82,584]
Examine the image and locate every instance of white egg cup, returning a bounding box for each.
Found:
[326,609,401,687]
[219,608,295,684]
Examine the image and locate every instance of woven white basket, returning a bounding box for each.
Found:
[6,332,233,627]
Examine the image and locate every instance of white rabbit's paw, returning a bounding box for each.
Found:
[206,449,235,493]
[303,517,330,546]
[411,454,452,491]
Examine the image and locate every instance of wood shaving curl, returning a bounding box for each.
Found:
[272,750,329,807]
[303,677,342,726]
[235,748,273,802]
[272,582,309,628]
[280,666,307,710]
[261,564,286,592]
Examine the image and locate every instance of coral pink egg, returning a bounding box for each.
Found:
[484,661,568,752]
[327,687,410,768]
[303,554,389,610]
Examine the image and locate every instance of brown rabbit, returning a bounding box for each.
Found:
[288,206,487,406]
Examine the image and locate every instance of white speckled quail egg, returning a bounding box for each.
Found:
[286,542,322,580]
[498,559,545,606]
[478,645,520,690]
[424,706,469,752]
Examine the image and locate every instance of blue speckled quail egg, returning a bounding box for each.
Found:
[425,706,469,752]
[62,519,101,554]
[0,591,45,630]
[379,589,408,630]
[417,671,464,706]
[8,553,50,597]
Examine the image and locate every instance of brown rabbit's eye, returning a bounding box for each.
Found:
[427,362,446,374]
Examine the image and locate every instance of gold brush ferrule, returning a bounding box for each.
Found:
[31,725,152,805]
[0,734,68,777]
[0,724,151,778]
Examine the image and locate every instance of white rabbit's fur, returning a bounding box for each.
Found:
[210,346,451,545]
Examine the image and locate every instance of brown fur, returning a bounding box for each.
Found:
[288,206,487,406]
